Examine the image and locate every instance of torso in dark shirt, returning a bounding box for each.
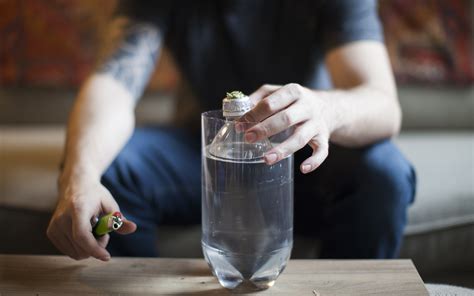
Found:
[120,0,382,110]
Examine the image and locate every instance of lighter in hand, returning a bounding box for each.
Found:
[92,212,124,237]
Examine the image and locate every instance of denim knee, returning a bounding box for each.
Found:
[358,140,416,207]
[101,127,201,225]
[356,140,417,255]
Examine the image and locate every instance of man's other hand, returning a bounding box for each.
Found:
[47,178,137,261]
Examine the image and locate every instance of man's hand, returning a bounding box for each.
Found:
[241,83,333,174]
[47,178,137,261]
[241,42,400,173]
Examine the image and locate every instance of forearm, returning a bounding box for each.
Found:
[49,17,159,261]
[323,41,400,147]
[59,74,135,188]
[59,20,162,189]
[321,84,401,147]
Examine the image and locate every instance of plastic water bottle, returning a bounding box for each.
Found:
[201,91,294,290]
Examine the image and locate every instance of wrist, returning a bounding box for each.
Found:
[315,90,341,135]
[58,163,101,194]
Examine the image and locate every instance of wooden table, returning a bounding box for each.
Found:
[0,255,428,295]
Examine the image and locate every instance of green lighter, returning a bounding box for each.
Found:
[92,212,124,237]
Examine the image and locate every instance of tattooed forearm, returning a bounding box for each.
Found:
[97,22,162,101]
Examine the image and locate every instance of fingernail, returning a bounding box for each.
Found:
[102,255,111,261]
[302,164,311,173]
[265,153,278,164]
[245,132,257,143]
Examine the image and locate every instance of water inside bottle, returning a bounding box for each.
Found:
[202,143,293,290]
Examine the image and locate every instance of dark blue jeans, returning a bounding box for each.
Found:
[101,127,416,259]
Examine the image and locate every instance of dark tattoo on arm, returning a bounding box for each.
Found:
[97,23,162,101]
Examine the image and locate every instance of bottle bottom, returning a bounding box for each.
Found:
[202,241,292,290]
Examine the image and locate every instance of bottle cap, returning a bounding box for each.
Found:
[222,91,253,118]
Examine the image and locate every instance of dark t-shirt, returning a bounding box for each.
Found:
[118,0,382,110]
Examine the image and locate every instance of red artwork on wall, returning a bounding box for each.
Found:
[0,0,115,88]
[380,0,473,85]
[0,0,472,89]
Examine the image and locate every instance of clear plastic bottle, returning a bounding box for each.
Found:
[201,91,294,290]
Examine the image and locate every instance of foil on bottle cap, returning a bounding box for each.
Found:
[222,91,253,118]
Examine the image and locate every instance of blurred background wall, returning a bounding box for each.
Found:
[1,0,472,87]
[0,0,473,127]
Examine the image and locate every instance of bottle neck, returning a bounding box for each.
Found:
[224,116,240,122]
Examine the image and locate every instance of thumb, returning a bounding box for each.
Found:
[116,219,137,235]
[100,188,120,214]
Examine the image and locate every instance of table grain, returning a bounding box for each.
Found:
[0,255,428,295]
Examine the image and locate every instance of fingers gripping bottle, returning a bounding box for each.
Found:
[201,91,294,290]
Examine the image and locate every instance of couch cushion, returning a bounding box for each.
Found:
[396,132,474,235]
[1,127,473,275]
[2,128,472,232]
[1,127,64,211]
[395,132,474,274]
